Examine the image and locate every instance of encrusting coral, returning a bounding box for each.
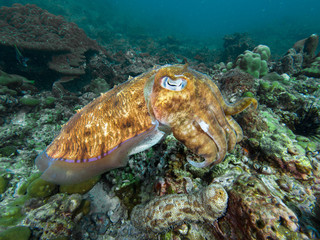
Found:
[130,184,228,233]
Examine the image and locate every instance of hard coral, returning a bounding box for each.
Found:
[235,45,270,78]
[0,4,105,81]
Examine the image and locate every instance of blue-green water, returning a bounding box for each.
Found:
[109,0,319,38]
[1,0,320,55]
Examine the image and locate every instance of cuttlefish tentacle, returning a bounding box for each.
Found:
[226,115,244,142]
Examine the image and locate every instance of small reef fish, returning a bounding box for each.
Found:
[35,64,257,184]
[14,44,29,67]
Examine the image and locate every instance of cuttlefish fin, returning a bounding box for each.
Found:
[36,124,160,185]
[36,148,129,185]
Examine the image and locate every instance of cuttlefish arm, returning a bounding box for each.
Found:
[226,115,244,142]
[224,97,258,115]
[204,77,258,114]
[171,118,219,168]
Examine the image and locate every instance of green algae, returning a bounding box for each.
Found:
[0,86,17,95]
[297,136,318,152]
[260,111,295,138]
[51,237,69,240]
[242,91,255,98]
[303,57,320,77]
[0,173,58,226]
[0,71,23,87]
[0,177,33,226]
[161,231,173,240]
[44,96,56,106]
[27,177,57,198]
[0,204,24,226]
[16,172,42,195]
[0,175,8,194]
[274,223,304,240]
[59,175,100,194]
[260,80,285,93]
[19,96,40,107]
[250,110,314,176]
[0,173,95,231]
[0,226,31,240]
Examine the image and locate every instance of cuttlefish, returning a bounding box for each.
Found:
[36,64,257,184]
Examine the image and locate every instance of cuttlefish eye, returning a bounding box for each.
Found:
[160,76,187,91]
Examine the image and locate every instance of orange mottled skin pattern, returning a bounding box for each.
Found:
[37,64,257,184]
[46,69,157,161]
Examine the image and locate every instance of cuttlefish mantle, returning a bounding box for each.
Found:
[35,64,257,184]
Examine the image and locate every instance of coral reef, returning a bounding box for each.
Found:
[219,68,255,98]
[0,4,108,89]
[293,34,319,62]
[0,6,319,239]
[303,57,320,77]
[276,34,320,77]
[212,174,310,239]
[274,48,304,75]
[222,32,255,62]
[22,193,85,239]
[130,184,228,233]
